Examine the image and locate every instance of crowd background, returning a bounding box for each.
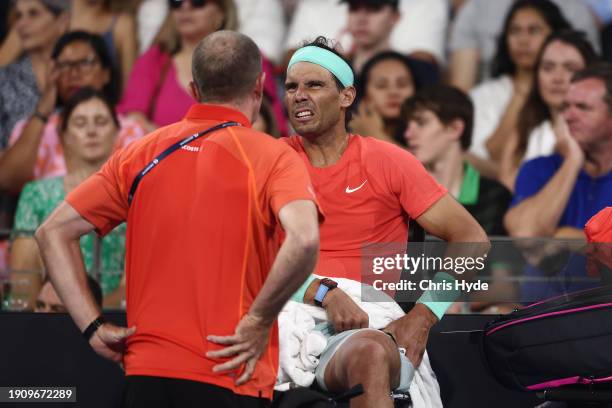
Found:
[1,0,611,311]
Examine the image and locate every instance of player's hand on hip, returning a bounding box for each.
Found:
[89,323,136,364]
[323,288,369,333]
[206,313,273,385]
[382,303,437,367]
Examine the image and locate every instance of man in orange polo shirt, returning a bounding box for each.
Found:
[284,37,489,407]
[35,31,320,407]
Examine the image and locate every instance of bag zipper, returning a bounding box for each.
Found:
[487,286,612,328]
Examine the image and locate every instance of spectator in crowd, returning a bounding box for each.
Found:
[36,275,102,312]
[36,31,319,405]
[137,0,285,63]
[119,0,238,131]
[499,31,598,191]
[284,0,448,67]
[403,85,512,235]
[284,37,488,407]
[0,31,145,193]
[0,0,69,269]
[10,88,127,308]
[69,0,137,91]
[402,85,520,315]
[0,0,69,150]
[449,0,598,91]
[350,51,423,145]
[343,0,399,73]
[505,63,612,238]
[1,0,138,75]
[468,0,571,179]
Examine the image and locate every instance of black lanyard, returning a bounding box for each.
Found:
[127,121,240,206]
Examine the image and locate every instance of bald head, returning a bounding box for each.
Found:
[192,31,262,104]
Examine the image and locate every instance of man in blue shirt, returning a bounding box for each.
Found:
[505,63,612,302]
[505,63,612,239]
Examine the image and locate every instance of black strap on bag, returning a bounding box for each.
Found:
[127,121,240,207]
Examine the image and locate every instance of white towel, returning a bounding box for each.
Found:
[276,277,443,408]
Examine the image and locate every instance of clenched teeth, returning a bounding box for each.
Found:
[296,111,313,118]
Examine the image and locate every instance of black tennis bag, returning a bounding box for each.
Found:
[481,286,612,392]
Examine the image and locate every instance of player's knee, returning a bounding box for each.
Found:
[344,338,393,375]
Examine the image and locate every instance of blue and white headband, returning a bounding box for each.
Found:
[287,46,355,88]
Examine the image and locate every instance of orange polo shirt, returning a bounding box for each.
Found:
[284,135,446,281]
[66,104,318,399]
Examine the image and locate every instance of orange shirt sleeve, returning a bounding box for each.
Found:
[267,145,321,220]
[382,144,447,219]
[65,150,130,236]
[585,207,612,243]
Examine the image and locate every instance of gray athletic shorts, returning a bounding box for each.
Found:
[314,328,414,393]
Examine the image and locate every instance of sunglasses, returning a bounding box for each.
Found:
[168,0,214,9]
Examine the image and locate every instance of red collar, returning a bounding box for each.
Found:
[184,104,252,127]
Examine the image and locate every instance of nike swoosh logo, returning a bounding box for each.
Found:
[345,180,368,194]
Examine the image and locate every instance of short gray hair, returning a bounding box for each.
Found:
[191,31,262,103]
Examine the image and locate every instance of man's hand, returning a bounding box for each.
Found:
[206,313,273,385]
[553,114,584,165]
[89,323,136,364]
[322,288,369,332]
[382,303,437,367]
[349,102,388,142]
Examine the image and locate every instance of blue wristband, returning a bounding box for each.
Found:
[416,272,460,321]
[290,274,317,303]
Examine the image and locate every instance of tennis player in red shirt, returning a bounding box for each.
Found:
[35,31,321,407]
[284,37,490,407]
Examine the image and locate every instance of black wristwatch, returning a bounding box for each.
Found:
[314,278,338,307]
[82,315,106,341]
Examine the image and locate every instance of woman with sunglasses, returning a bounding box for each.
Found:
[118,0,238,132]
[0,31,145,193]
[0,0,69,150]
[10,88,127,310]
